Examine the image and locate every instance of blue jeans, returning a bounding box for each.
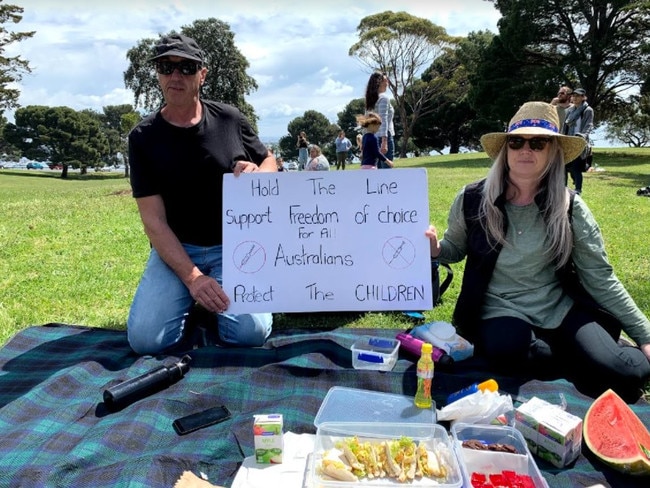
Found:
[377,132,394,169]
[298,147,308,170]
[565,157,583,193]
[127,244,273,354]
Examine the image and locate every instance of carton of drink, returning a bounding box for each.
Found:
[253,414,284,464]
[514,397,582,468]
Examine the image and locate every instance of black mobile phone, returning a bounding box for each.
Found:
[172,405,231,435]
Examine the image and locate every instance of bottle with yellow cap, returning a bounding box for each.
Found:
[414,342,434,408]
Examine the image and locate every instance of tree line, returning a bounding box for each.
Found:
[1,2,649,177]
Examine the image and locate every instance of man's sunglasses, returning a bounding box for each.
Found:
[507,136,551,151]
[155,60,201,76]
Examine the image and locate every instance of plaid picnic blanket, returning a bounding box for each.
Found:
[0,323,648,487]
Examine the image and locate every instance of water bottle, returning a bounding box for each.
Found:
[396,332,454,366]
[414,342,434,409]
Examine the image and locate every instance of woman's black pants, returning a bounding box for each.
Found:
[477,305,650,401]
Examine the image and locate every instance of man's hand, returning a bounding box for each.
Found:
[187,274,230,313]
[233,160,259,176]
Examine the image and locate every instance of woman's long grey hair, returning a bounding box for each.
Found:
[479,138,573,268]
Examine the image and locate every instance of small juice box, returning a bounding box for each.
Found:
[253,414,284,464]
[514,397,582,468]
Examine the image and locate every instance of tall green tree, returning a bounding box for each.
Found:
[0,1,34,114]
[349,11,453,157]
[606,94,650,146]
[123,18,259,129]
[474,0,650,125]
[411,30,498,154]
[336,97,365,143]
[4,106,109,178]
[278,110,338,161]
[100,104,141,177]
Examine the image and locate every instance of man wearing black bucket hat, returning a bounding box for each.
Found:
[426,101,650,401]
[127,34,276,355]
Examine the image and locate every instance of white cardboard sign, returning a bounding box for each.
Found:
[222,168,432,313]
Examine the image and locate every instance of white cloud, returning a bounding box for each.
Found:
[5,0,501,138]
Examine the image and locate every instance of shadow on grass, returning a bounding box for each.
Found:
[413,157,492,170]
[272,311,368,331]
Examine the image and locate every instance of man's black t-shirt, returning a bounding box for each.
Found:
[129,100,269,246]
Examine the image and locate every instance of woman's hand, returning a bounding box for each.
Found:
[425,225,441,258]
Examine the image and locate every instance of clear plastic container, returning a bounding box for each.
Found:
[314,386,436,427]
[311,422,462,487]
[451,423,549,488]
[351,336,399,371]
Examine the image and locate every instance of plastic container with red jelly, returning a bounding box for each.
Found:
[451,423,549,488]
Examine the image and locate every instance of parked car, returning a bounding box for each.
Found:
[26,162,45,169]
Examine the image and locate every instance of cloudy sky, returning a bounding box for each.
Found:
[5,0,501,140]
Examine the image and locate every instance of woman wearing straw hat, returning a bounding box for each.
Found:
[426,101,650,401]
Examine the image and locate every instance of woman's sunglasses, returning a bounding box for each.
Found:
[507,136,551,151]
[155,60,201,76]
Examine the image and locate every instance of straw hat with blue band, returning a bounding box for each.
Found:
[480,101,586,163]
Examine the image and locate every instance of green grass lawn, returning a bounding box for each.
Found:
[1,148,650,347]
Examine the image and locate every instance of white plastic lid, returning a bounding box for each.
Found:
[429,321,456,339]
[313,386,436,427]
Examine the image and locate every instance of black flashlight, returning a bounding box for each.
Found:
[103,355,191,411]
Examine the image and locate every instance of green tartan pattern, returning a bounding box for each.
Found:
[0,323,648,487]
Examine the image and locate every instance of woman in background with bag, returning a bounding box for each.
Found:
[426,101,650,401]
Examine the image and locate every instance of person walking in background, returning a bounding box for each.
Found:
[127,34,276,355]
[550,85,572,133]
[365,71,395,168]
[562,88,594,194]
[356,112,393,170]
[334,130,352,170]
[305,145,330,171]
[296,131,309,170]
[426,101,650,402]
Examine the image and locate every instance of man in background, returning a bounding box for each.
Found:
[551,85,572,132]
[334,130,352,170]
[562,88,594,194]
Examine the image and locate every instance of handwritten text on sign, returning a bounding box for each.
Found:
[222,168,432,313]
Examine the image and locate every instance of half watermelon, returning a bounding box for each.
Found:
[583,389,650,475]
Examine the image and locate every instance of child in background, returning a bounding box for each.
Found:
[356,112,393,169]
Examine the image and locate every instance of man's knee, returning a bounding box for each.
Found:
[127,313,184,355]
[219,313,273,346]
[127,325,163,355]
